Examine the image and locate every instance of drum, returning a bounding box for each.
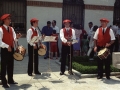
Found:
[38,44,46,56]
[97,48,110,60]
[13,45,26,61]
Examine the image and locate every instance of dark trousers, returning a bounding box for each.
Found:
[61,45,73,73]
[97,47,111,77]
[1,48,14,85]
[113,37,119,52]
[89,48,94,58]
[28,44,39,74]
[44,42,49,57]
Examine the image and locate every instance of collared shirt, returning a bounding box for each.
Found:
[42,26,53,36]
[117,28,120,35]
[111,25,118,36]
[93,27,115,40]
[60,28,76,43]
[52,26,59,34]
[27,26,39,46]
[88,26,93,38]
[0,24,17,48]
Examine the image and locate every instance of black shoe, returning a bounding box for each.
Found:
[35,72,41,75]
[97,76,103,79]
[8,81,18,84]
[60,72,64,75]
[2,84,9,88]
[28,74,33,76]
[106,76,110,80]
[44,57,47,59]
[68,71,73,75]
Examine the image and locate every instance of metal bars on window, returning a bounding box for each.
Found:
[0,0,26,33]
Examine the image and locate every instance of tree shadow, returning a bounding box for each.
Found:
[50,80,63,83]
[38,87,50,90]
[102,78,120,84]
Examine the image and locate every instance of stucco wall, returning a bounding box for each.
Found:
[27,6,62,31]
[27,5,62,53]
[84,10,114,33]
[84,0,115,33]
[84,0,115,6]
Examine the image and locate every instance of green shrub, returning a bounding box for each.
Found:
[60,56,120,74]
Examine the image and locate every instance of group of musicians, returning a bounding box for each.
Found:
[0,13,115,88]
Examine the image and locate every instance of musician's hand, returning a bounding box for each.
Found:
[40,44,45,49]
[42,35,45,39]
[16,33,22,39]
[16,47,19,52]
[8,46,12,52]
[94,46,97,52]
[67,42,72,46]
[34,45,37,49]
[105,43,111,48]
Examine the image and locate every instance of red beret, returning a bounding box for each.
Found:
[30,18,39,22]
[1,14,10,21]
[63,19,71,24]
[100,18,109,23]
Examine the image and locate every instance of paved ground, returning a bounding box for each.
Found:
[0,55,120,90]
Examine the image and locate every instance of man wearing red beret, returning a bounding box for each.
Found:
[60,19,76,75]
[27,18,41,76]
[94,18,115,80]
[0,14,21,88]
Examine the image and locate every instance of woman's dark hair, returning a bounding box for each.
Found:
[93,25,98,31]
[83,34,88,39]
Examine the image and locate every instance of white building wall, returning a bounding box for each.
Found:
[27,3,62,53]
[84,10,114,33]
[84,0,115,33]
[27,6,62,31]
[84,0,115,6]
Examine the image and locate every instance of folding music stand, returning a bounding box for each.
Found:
[42,36,57,77]
[30,36,40,75]
[70,39,79,83]
[59,39,78,82]
[23,36,42,89]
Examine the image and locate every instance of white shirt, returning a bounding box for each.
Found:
[52,26,59,34]
[60,27,76,43]
[93,27,115,40]
[88,26,93,38]
[0,24,17,48]
[27,26,39,46]
[111,25,118,36]
[117,28,120,35]
[89,31,95,48]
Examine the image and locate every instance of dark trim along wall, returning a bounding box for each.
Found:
[27,1,63,8]
[85,4,114,11]
[27,1,114,11]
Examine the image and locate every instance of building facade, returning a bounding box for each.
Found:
[0,0,120,34]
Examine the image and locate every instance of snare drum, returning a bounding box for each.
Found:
[38,44,46,56]
[97,48,110,60]
[13,45,26,61]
